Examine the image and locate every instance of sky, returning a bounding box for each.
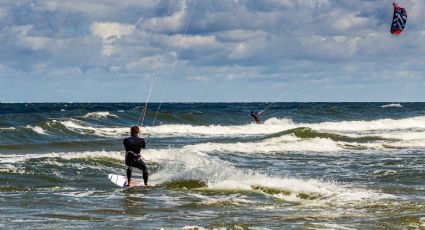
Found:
[0,0,424,102]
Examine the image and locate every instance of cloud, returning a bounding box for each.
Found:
[0,0,424,102]
[90,22,135,56]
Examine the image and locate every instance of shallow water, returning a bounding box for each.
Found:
[1,102,425,229]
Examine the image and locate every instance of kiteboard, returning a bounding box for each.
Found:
[108,174,144,188]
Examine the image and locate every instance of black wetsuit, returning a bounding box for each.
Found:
[123,136,148,186]
[251,112,262,124]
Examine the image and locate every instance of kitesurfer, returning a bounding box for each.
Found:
[251,111,262,124]
[123,126,148,187]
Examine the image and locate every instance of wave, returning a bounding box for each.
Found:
[56,120,127,137]
[147,149,389,205]
[140,116,425,138]
[381,103,403,108]
[184,136,343,153]
[304,116,425,133]
[82,112,118,119]
[0,151,123,165]
[0,127,15,131]
[0,150,124,181]
[143,118,295,137]
[55,117,293,138]
[263,127,389,143]
[3,115,425,152]
[380,140,425,149]
[181,127,425,153]
[8,115,425,140]
[24,125,47,135]
[0,147,394,206]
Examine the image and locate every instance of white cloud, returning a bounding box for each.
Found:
[90,22,135,56]
[333,13,369,31]
[91,22,135,40]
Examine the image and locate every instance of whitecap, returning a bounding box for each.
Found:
[0,150,123,164]
[24,125,47,135]
[381,103,403,108]
[184,136,342,154]
[82,111,118,119]
[0,127,15,131]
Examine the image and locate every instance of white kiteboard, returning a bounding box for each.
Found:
[108,174,144,188]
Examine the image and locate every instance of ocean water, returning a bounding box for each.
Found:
[1,102,424,229]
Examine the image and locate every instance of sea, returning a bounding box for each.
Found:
[1,102,424,229]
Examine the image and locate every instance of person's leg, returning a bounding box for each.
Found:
[135,160,149,186]
[126,166,132,186]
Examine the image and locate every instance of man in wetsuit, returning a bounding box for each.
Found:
[123,126,148,187]
[251,111,262,124]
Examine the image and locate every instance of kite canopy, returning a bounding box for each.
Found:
[391,2,407,36]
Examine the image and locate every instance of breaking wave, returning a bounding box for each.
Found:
[50,115,425,137]
[147,149,390,205]
[82,112,118,119]
[0,148,386,206]
[24,125,47,135]
[2,115,425,151]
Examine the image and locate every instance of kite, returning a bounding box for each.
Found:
[391,2,407,36]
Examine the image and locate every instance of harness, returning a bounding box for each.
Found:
[125,151,141,165]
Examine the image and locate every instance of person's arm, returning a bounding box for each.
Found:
[136,139,146,161]
[141,138,146,149]
[123,138,127,150]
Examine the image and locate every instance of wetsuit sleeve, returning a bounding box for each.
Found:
[141,139,146,149]
[123,138,127,150]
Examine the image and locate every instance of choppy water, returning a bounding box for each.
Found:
[1,102,425,229]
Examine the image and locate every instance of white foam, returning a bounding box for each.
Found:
[0,147,393,206]
[146,148,387,205]
[143,118,295,137]
[379,131,425,141]
[182,226,207,230]
[82,111,118,119]
[381,103,403,108]
[0,151,123,164]
[342,136,425,150]
[184,136,342,154]
[51,115,425,152]
[48,115,425,142]
[146,115,425,138]
[58,120,127,137]
[57,118,294,138]
[381,140,425,148]
[24,125,47,135]
[0,164,25,173]
[306,116,425,133]
[0,127,15,131]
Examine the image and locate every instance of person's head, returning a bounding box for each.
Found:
[130,126,140,137]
